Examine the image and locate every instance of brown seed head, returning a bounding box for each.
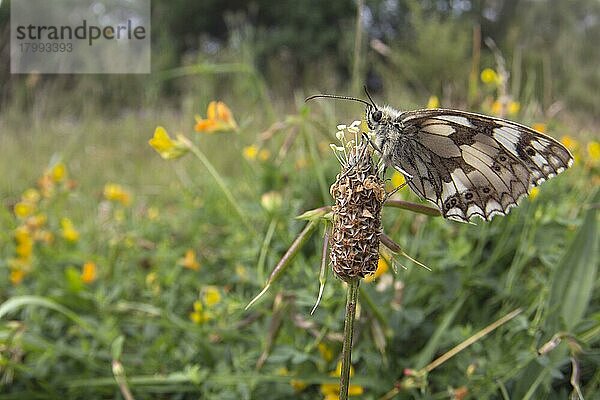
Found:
[329,138,385,281]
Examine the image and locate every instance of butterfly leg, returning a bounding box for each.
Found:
[362,132,382,154]
[384,179,410,200]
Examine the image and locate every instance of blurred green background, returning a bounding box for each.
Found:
[1,0,599,399]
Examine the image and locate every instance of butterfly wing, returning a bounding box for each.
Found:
[389,109,573,222]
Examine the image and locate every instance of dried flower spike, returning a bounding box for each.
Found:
[329,127,385,281]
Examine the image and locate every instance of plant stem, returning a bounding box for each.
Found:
[351,0,364,96]
[184,139,253,232]
[340,278,360,400]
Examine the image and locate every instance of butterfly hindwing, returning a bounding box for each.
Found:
[387,109,573,222]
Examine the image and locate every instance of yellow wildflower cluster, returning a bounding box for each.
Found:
[426,95,440,109]
[480,67,520,117]
[37,162,72,198]
[148,126,189,160]
[318,342,334,362]
[9,182,57,284]
[61,217,80,242]
[103,183,132,206]
[490,100,520,117]
[81,261,97,284]
[276,368,309,392]
[194,101,238,133]
[481,68,501,86]
[150,101,239,162]
[7,162,103,286]
[320,362,364,399]
[179,249,200,271]
[243,144,270,161]
[560,135,600,170]
[189,286,222,324]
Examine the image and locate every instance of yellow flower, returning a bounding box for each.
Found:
[146,272,161,295]
[34,230,54,244]
[277,367,308,392]
[364,257,389,283]
[560,135,578,153]
[481,68,499,85]
[491,100,502,116]
[587,141,600,161]
[203,286,221,306]
[22,188,41,203]
[243,144,259,160]
[258,149,271,161]
[26,213,47,230]
[37,174,55,198]
[81,261,97,283]
[180,249,200,271]
[14,201,36,218]
[529,187,540,200]
[318,342,334,362]
[532,123,547,133]
[466,363,477,376]
[290,379,308,392]
[235,264,248,281]
[147,207,160,220]
[149,126,189,159]
[10,269,26,285]
[320,362,364,398]
[61,217,80,242]
[391,171,406,188]
[14,226,33,259]
[189,300,212,324]
[16,238,33,259]
[507,101,520,116]
[427,95,440,109]
[194,101,238,133]
[51,162,67,182]
[103,183,132,206]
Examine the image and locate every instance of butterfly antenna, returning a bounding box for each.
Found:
[305,94,371,108]
[363,85,377,108]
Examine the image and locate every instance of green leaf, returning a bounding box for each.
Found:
[111,335,125,360]
[548,188,599,331]
[65,265,83,293]
[413,295,465,369]
[0,295,103,342]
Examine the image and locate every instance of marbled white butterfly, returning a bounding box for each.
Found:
[307,93,573,222]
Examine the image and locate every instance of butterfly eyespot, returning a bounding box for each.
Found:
[525,147,536,156]
[498,155,507,162]
[482,187,491,194]
[446,197,458,208]
[464,192,474,200]
[493,165,502,172]
[372,110,383,122]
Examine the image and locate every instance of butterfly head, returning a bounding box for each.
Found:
[366,105,383,130]
[365,104,404,154]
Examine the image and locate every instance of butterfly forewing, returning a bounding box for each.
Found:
[389,109,573,222]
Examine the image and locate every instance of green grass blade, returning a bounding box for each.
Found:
[0,295,103,342]
[413,296,466,369]
[549,188,599,331]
